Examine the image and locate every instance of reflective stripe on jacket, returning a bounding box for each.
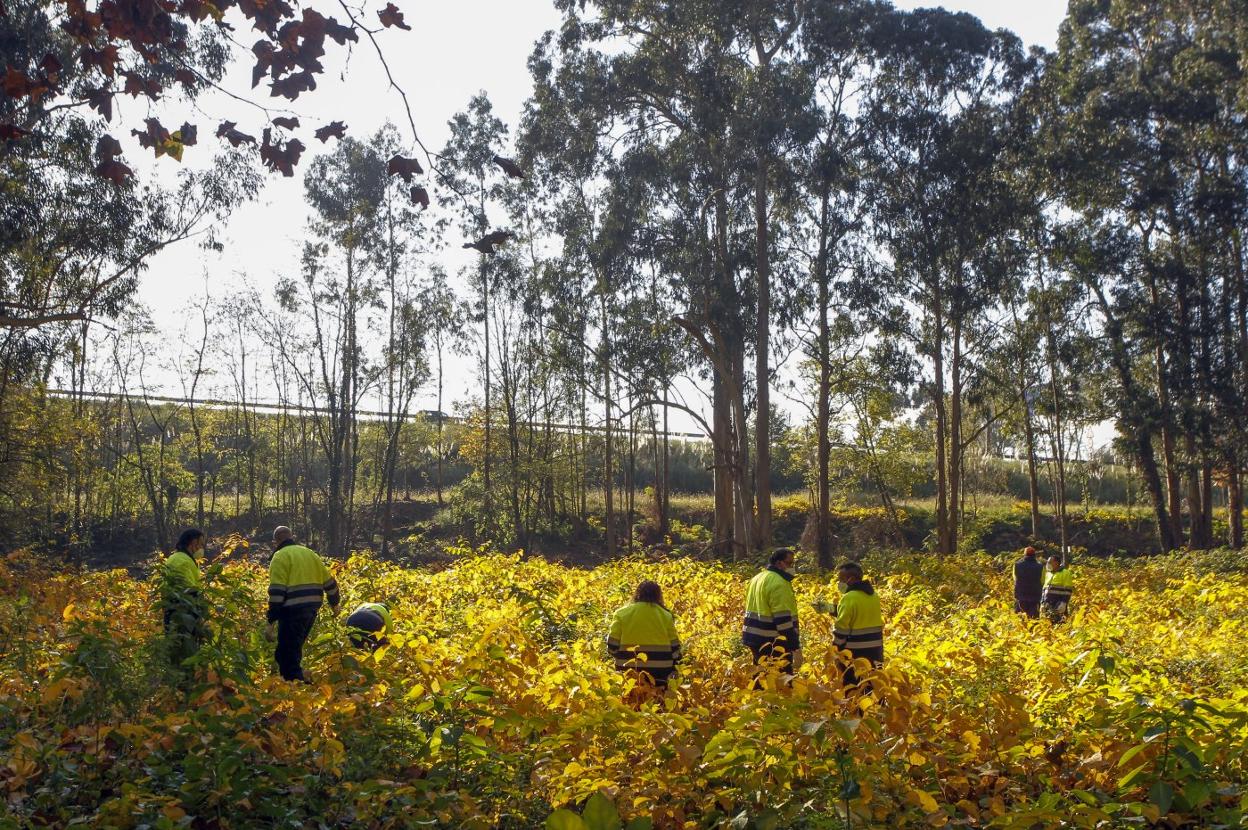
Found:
[607,601,682,672]
[834,582,884,652]
[347,602,393,635]
[742,567,800,652]
[267,541,339,622]
[1042,567,1074,605]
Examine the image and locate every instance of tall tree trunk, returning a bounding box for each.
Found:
[1228,451,1243,549]
[932,285,951,555]
[814,184,833,569]
[481,255,492,528]
[948,316,963,555]
[754,153,772,553]
[712,373,734,554]
[1022,391,1041,540]
[601,292,616,558]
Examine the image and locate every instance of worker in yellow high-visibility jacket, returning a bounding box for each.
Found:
[346,602,394,651]
[160,528,208,670]
[1042,555,1074,622]
[832,560,884,689]
[265,526,339,682]
[743,548,801,678]
[607,581,682,698]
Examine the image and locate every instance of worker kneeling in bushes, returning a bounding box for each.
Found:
[346,601,394,651]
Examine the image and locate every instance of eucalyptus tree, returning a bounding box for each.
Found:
[439,94,512,527]
[857,9,1031,554]
[1039,0,1248,549]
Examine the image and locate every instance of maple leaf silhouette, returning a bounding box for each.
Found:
[378,3,410,30]
[462,230,514,254]
[273,116,300,130]
[387,154,423,181]
[95,159,133,185]
[216,121,256,147]
[410,186,429,209]
[260,127,305,176]
[39,53,62,82]
[93,134,131,184]
[178,122,197,146]
[315,121,347,142]
[132,117,169,151]
[492,154,525,179]
[85,86,112,120]
[94,134,123,161]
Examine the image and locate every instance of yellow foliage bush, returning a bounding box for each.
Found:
[0,547,1245,828]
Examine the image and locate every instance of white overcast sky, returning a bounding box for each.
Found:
[88,0,1071,437]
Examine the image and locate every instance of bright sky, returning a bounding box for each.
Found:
[93,0,1071,436]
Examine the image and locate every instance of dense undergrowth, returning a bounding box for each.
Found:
[1,544,1246,828]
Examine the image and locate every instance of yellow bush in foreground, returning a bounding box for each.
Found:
[0,546,1246,829]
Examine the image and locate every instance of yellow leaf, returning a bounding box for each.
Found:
[62,603,75,621]
[909,751,927,767]
[961,730,982,753]
[908,790,939,813]
[988,796,1006,816]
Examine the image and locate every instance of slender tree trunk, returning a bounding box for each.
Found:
[754,153,772,553]
[932,285,951,555]
[482,255,492,527]
[1228,451,1243,549]
[601,292,616,558]
[815,185,832,569]
[949,316,963,555]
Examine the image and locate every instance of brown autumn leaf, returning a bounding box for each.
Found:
[387,154,423,181]
[410,186,429,209]
[325,17,357,45]
[2,67,33,98]
[0,123,29,140]
[270,71,316,101]
[85,86,112,120]
[132,117,170,151]
[80,45,119,77]
[492,154,525,179]
[216,121,256,147]
[259,127,305,176]
[377,3,411,30]
[94,134,123,161]
[178,122,197,146]
[314,121,347,143]
[272,116,300,130]
[462,230,514,254]
[39,53,62,82]
[95,158,133,185]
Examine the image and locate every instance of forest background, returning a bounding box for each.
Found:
[3,0,1246,570]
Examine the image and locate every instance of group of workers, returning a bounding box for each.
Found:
[159,529,1070,691]
[1012,546,1075,621]
[159,525,393,682]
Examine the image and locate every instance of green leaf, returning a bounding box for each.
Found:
[1118,762,1149,789]
[546,810,588,830]
[1116,744,1148,768]
[1149,780,1174,815]
[582,793,621,830]
[622,820,653,830]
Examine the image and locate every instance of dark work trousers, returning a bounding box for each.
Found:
[841,646,884,691]
[1015,598,1041,619]
[275,608,319,681]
